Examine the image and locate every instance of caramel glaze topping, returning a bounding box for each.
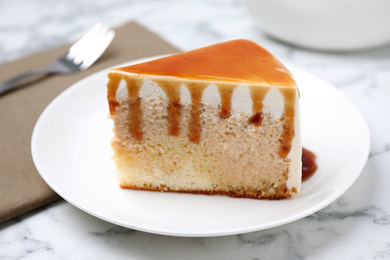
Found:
[111,40,296,86]
[107,39,298,157]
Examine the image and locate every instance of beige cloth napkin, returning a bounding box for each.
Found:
[0,21,180,224]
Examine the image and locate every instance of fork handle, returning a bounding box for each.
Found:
[0,67,52,96]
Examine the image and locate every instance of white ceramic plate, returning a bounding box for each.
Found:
[32,56,370,237]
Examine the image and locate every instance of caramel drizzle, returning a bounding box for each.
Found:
[125,77,143,141]
[249,86,270,126]
[154,80,182,136]
[186,82,207,143]
[279,88,296,158]
[107,74,296,157]
[217,84,236,118]
[107,73,122,115]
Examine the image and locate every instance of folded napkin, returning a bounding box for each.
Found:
[0,21,180,224]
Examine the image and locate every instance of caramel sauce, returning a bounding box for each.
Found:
[249,86,270,126]
[186,82,207,143]
[107,40,299,158]
[125,78,143,141]
[154,80,182,136]
[217,84,236,118]
[302,147,317,181]
[107,73,122,115]
[279,88,296,158]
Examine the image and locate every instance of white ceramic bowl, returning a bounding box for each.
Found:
[244,0,390,51]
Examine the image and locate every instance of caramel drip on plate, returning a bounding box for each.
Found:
[125,77,143,141]
[302,147,317,181]
[186,82,207,143]
[279,88,296,158]
[217,84,236,118]
[107,73,122,115]
[249,86,270,126]
[154,80,182,136]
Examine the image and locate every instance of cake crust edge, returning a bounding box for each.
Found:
[119,183,293,200]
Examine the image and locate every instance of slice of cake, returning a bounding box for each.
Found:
[107,39,301,199]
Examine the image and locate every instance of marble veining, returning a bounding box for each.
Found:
[1,0,390,259]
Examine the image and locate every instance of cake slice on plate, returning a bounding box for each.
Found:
[107,39,301,199]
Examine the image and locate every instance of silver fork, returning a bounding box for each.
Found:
[0,23,115,96]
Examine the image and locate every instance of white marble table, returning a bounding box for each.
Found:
[1,0,390,259]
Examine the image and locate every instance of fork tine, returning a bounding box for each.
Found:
[72,29,115,69]
[63,23,114,70]
[69,24,105,51]
[67,23,107,60]
[75,30,115,69]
